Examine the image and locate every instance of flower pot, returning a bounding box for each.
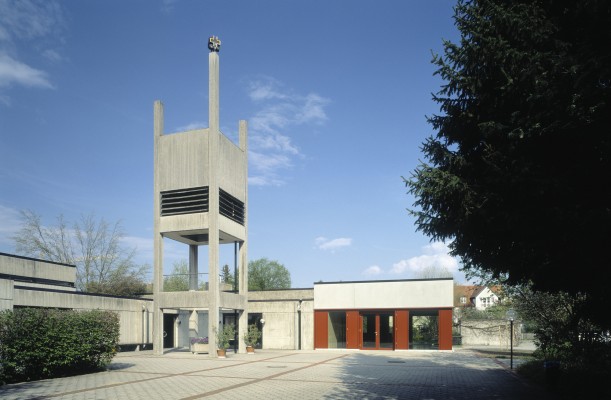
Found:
[246,345,255,354]
[217,348,227,358]
[191,343,209,354]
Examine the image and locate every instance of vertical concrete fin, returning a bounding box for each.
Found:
[209,52,219,132]
[154,100,164,137]
[153,100,165,355]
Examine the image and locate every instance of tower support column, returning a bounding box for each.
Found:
[189,245,198,291]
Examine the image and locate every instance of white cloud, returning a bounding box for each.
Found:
[247,175,284,187]
[121,235,153,255]
[362,265,382,276]
[390,241,458,274]
[315,236,352,251]
[175,121,207,132]
[42,49,62,63]
[250,133,298,155]
[0,52,53,88]
[246,77,330,186]
[249,151,292,174]
[248,79,288,101]
[296,93,328,124]
[161,0,180,12]
[0,1,65,100]
[0,0,64,41]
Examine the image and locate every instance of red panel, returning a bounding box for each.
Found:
[314,311,328,349]
[346,311,360,349]
[438,309,453,350]
[395,310,409,350]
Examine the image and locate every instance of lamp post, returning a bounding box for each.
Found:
[506,308,516,369]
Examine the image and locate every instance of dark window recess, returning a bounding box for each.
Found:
[161,187,209,216]
[219,188,245,225]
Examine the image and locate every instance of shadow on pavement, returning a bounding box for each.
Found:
[325,351,552,399]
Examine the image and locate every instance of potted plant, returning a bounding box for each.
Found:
[243,323,261,354]
[215,323,235,358]
[190,336,209,354]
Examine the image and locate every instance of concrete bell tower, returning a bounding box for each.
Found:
[152,36,248,356]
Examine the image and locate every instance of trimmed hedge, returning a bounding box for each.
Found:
[0,308,119,384]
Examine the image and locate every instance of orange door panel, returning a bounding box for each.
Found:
[395,310,409,350]
[438,309,453,350]
[314,311,328,349]
[346,311,359,349]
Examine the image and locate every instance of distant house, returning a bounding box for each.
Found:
[471,286,501,310]
[454,285,502,310]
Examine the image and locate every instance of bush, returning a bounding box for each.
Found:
[243,324,261,347]
[0,308,119,384]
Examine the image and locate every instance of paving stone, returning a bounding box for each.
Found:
[0,349,552,400]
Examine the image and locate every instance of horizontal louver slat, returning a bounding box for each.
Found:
[161,186,209,216]
[219,188,245,225]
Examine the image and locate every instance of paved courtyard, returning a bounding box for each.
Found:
[0,348,551,399]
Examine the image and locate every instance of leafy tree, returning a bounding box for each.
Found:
[514,287,611,373]
[12,210,149,296]
[86,274,147,297]
[248,258,291,290]
[163,260,208,291]
[406,0,611,328]
[413,265,453,279]
[221,264,235,287]
[163,260,189,292]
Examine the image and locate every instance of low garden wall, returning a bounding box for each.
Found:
[458,319,522,347]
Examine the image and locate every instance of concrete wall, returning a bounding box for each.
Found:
[157,129,209,191]
[459,319,522,347]
[11,286,153,346]
[218,133,247,198]
[172,310,211,349]
[0,278,13,309]
[248,289,314,350]
[1,253,153,347]
[314,279,454,310]
[0,253,76,291]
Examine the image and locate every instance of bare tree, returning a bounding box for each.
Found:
[12,210,149,295]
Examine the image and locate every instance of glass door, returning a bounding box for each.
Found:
[379,313,394,349]
[361,312,394,350]
[361,313,377,348]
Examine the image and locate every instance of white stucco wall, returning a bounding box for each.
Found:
[314,279,454,310]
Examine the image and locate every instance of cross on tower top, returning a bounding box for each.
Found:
[208,36,221,52]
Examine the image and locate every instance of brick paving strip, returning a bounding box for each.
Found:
[27,353,300,399]
[180,354,349,399]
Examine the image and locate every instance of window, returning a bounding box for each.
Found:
[328,312,346,348]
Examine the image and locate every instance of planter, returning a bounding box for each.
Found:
[246,345,255,354]
[191,343,209,354]
[217,348,227,358]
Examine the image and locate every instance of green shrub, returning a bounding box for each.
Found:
[0,308,119,384]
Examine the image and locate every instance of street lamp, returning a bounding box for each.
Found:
[506,308,516,369]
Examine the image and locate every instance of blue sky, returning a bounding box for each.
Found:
[0,0,468,288]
